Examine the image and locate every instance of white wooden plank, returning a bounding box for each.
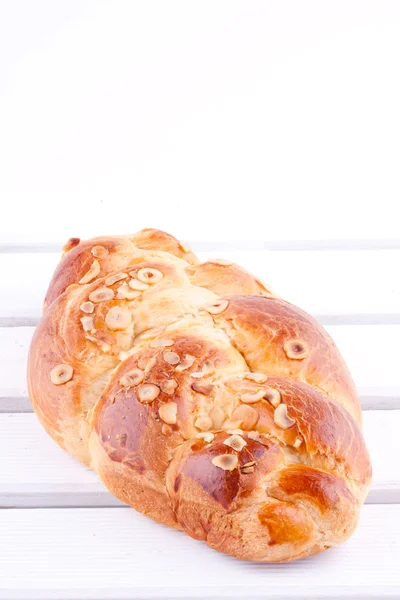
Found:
[0,327,31,400]
[0,413,121,508]
[2,238,400,251]
[365,411,400,504]
[0,410,396,508]
[1,250,400,324]
[203,250,400,320]
[0,505,398,599]
[1,325,399,411]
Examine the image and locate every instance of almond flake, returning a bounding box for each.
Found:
[80,301,94,313]
[79,260,100,284]
[202,299,229,315]
[137,268,163,284]
[91,246,109,258]
[137,383,160,403]
[160,379,178,395]
[175,354,196,372]
[119,368,145,387]
[159,401,177,424]
[89,287,114,303]
[105,273,128,287]
[80,316,94,331]
[274,404,296,429]
[224,434,247,452]
[50,363,73,385]
[212,454,238,471]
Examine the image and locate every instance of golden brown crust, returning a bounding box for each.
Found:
[28,228,371,562]
[189,260,274,297]
[213,295,362,423]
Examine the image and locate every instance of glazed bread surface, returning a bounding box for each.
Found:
[28,228,371,562]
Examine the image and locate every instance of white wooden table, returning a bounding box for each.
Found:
[0,237,399,599]
[1,2,400,597]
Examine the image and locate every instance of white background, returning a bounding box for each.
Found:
[1,0,399,242]
[1,4,400,597]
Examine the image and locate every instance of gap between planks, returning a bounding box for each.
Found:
[0,410,397,507]
[2,238,400,253]
[2,249,400,322]
[3,313,400,328]
[3,389,400,414]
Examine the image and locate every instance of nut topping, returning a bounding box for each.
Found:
[80,316,94,332]
[190,360,214,379]
[190,371,207,379]
[118,347,139,362]
[247,431,270,446]
[91,246,109,258]
[137,383,160,403]
[80,301,94,313]
[241,389,266,404]
[105,272,128,287]
[105,306,131,330]
[159,401,177,424]
[150,338,175,348]
[283,339,310,360]
[209,406,226,429]
[128,278,149,291]
[89,287,114,303]
[160,379,178,395]
[138,355,157,372]
[274,403,296,429]
[119,368,145,387]
[175,354,196,372]
[79,260,100,284]
[161,423,173,436]
[231,405,259,430]
[202,299,229,315]
[212,454,238,471]
[293,436,303,449]
[241,466,255,474]
[224,434,247,452]
[137,268,163,284]
[263,387,281,407]
[196,432,215,443]
[195,416,213,431]
[50,363,73,385]
[163,351,180,365]
[245,372,268,384]
[191,382,214,395]
[116,283,141,300]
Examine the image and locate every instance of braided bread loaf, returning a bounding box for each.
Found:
[28,228,371,562]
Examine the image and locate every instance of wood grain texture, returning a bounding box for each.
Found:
[0,505,398,599]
